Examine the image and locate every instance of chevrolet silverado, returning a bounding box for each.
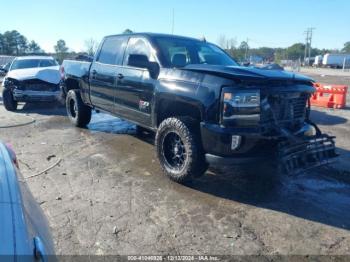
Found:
[60,33,337,182]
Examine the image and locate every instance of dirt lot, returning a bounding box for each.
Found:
[0,71,350,258]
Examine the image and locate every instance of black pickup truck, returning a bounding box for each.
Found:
[61,33,337,182]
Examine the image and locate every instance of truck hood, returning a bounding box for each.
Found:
[6,66,60,84]
[183,64,313,83]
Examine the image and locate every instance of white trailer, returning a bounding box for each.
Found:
[313,55,323,67]
[322,53,350,68]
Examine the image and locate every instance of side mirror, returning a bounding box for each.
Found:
[127,54,159,79]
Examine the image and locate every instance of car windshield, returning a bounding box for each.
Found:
[10,59,58,70]
[153,36,239,68]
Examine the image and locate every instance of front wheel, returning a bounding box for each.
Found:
[66,90,92,127]
[155,117,207,183]
[2,89,18,111]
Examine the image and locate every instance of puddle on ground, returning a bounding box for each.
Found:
[276,171,350,222]
[88,112,136,134]
[188,165,350,229]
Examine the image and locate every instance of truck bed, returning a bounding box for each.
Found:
[62,60,91,80]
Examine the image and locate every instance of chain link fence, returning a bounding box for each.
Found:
[0,55,15,66]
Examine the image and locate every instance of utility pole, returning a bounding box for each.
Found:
[308,28,315,63]
[304,30,309,63]
[304,27,315,66]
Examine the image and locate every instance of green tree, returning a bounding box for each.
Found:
[0,33,4,54]
[54,39,69,63]
[17,34,28,54]
[231,41,249,62]
[285,43,305,60]
[342,42,350,53]
[1,30,27,55]
[251,47,275,62]
[274,48,285,63]
[28,40,42,54]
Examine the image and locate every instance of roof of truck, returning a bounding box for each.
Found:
[105,32,202,41]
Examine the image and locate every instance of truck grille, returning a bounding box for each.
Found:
[261,93,308,128]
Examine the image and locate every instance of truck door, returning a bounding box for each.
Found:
[89,36,127,113]
[115,37,156,126]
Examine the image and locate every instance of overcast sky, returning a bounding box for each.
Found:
[1,0,349,52]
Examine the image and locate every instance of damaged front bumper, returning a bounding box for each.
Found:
[278,134,338,174]
[201,122,338,173]
[13,89,61,102]
[4,77,61,102]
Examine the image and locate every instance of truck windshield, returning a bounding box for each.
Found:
[153,36,239,68]
[10,59,58,71]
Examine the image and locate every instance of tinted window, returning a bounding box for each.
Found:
[153,37,238,68]
[124,38,154,66]
[10,59,41,70]
[97,36,127,65]
[39,59,58,67]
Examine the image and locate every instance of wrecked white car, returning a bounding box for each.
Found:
[1,56,61,111]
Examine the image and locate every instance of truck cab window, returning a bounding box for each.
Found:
[154,37,238,68]
[97,36,126,65]
[124,38,154,66]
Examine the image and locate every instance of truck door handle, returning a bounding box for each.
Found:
[91,70,97,79]
[117,73,124,79]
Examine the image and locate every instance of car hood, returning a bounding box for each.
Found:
[6,66,60,84]
[0,143,31,256]
[183,64,314,83]
[0,143,56,257]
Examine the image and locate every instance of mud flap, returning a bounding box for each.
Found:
[278,134,338,174]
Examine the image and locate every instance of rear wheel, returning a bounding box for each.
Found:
[66,90,92,127]
[2,89,18,111]
[155,117,207,183]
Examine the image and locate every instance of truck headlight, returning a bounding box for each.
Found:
[222,89,260,125]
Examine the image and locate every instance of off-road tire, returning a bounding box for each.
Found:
[155,117,207,183]
[66,89,92,127]
[2,89,18,111]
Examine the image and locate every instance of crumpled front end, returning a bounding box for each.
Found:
[204,80,338,173]
[258,88,338,174]
[4,77,61,102]
[278,134,337,174]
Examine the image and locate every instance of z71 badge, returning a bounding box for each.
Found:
[139,100,150,111]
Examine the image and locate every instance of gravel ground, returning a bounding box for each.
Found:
[0,72,350,259]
